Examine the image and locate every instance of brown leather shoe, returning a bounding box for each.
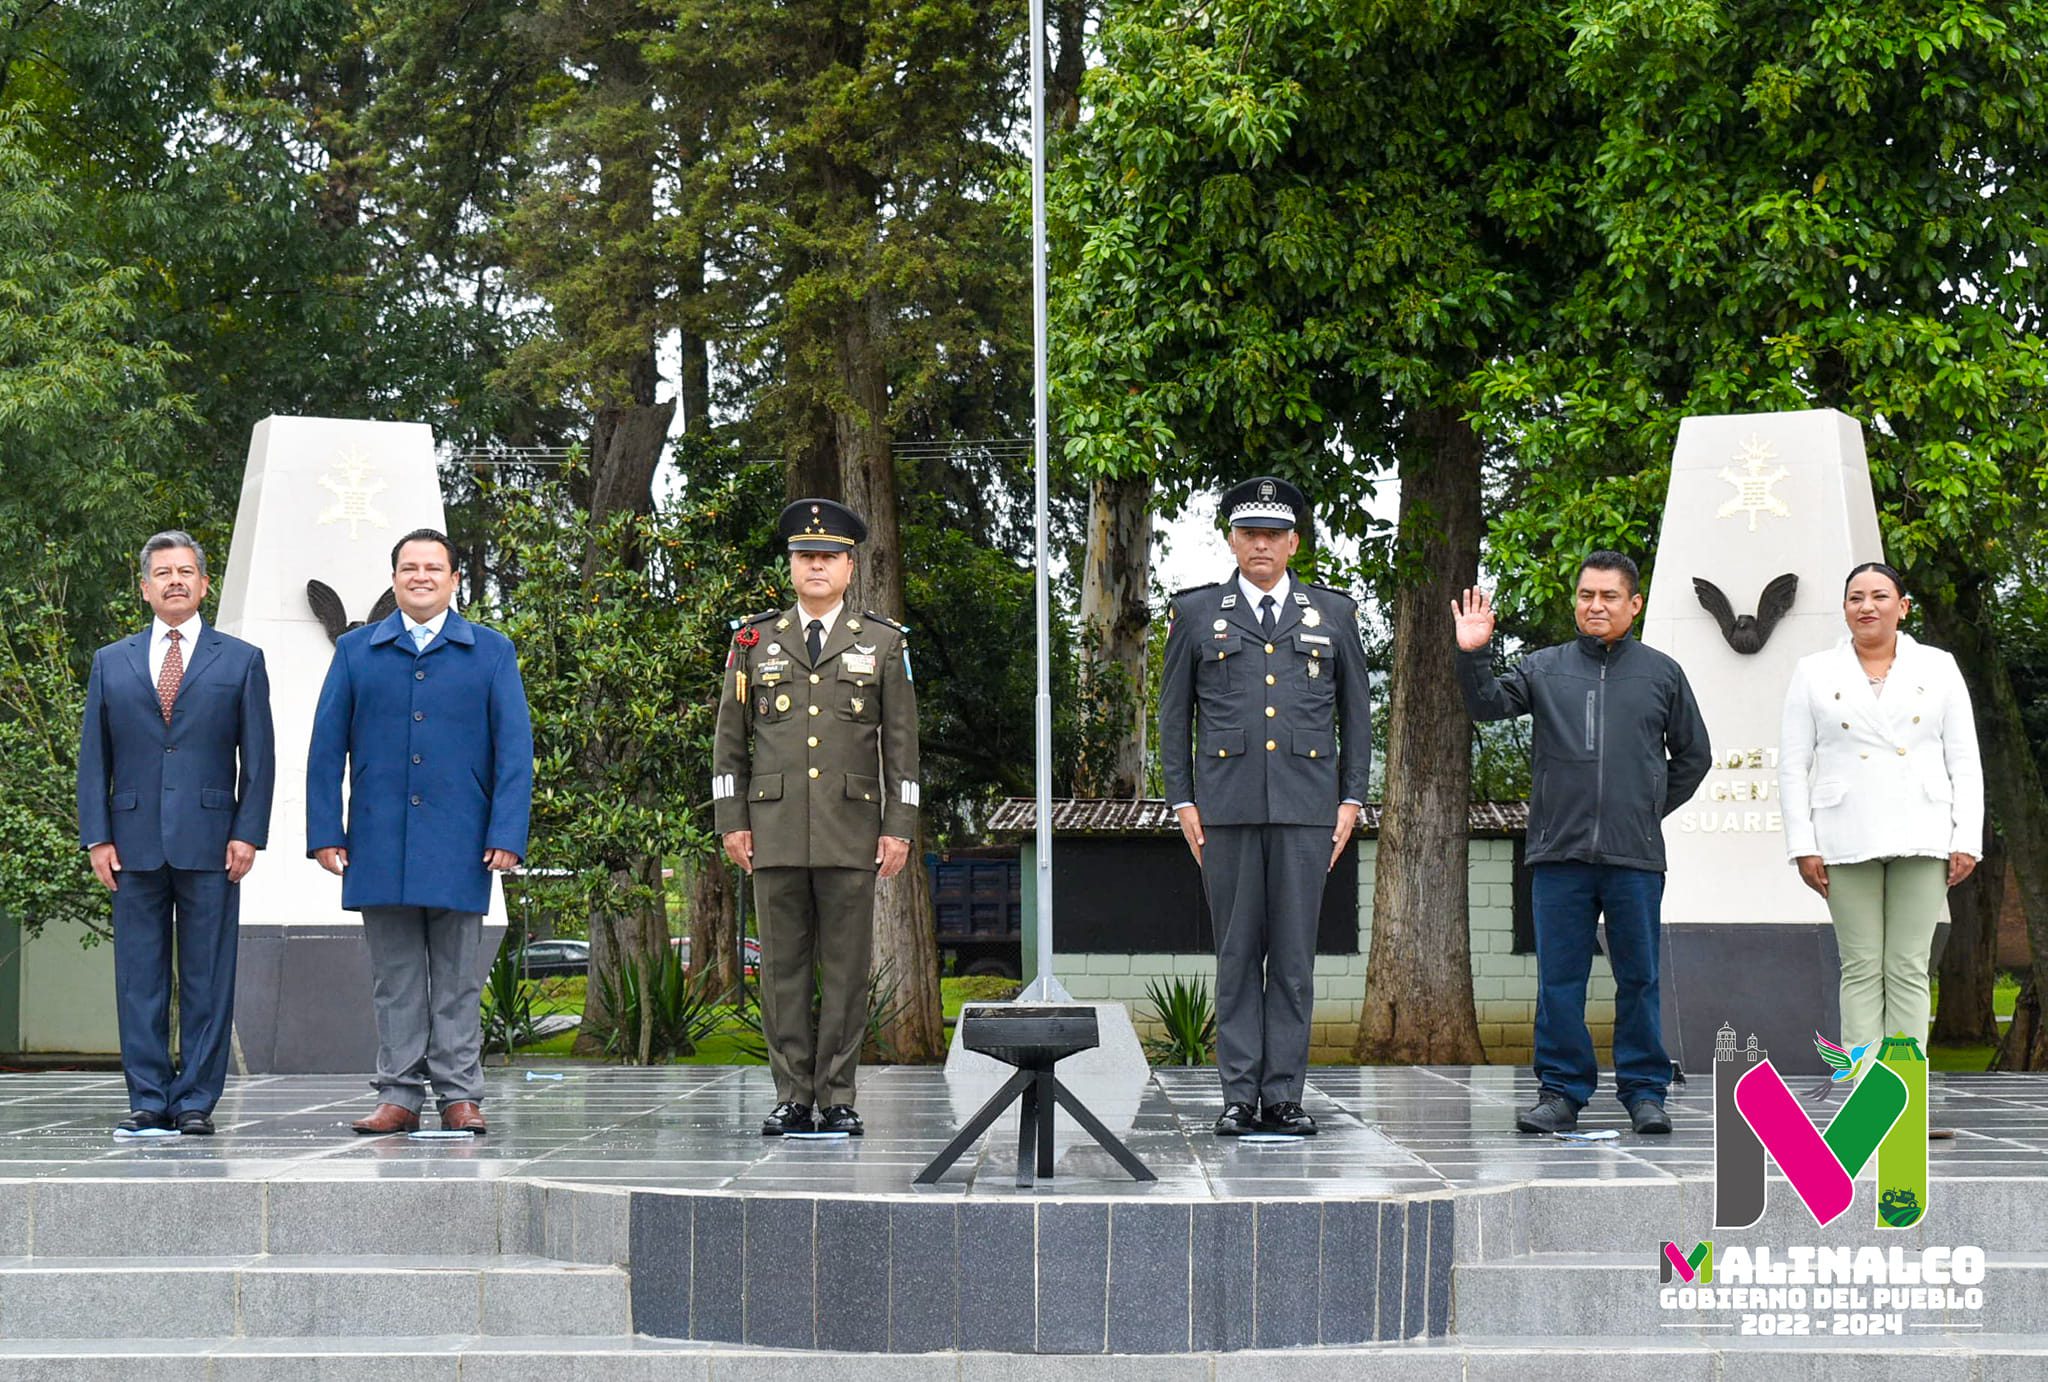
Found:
[441,1101,487,1135]
[352,1103,420,1135]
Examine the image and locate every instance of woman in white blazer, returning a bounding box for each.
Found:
[1779,562,1983,1054]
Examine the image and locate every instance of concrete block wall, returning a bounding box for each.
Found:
[1053,838,1617,1066]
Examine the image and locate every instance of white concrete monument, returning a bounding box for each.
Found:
[1640,407,1885,1072]
[216,416,505,1072]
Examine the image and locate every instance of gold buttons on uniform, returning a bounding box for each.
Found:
[1265,706,1277,718]
[808,767,820,778]
[1912,715,1921,723]
[1860,751,1870,758]
[807,736,819,747]
[1217,749,1228,758]
[1841,722,1850,729]
[1265,674,1276,685]
[1266,739,1277,751]
[810,673,821,684]
[808,705,820,716]
[1309,750,1318,759]
[1264,642,1275,654]
[1897,747,1908,756]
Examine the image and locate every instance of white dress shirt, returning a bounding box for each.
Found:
[150,613,204,684]
[403,607,451,650]
[1239,572,1290,626]
[795,601,844,646]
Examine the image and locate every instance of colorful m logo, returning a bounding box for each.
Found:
[1714,1042,1928,1230]
[1660,1241,1712,1284]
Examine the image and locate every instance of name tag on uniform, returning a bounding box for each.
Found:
[756,658,789,685]
[843,652,878,675]
[1300,633,1331,646]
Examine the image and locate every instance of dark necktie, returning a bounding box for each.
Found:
[1259,594,1276,632]
[807,619,824,664]
[156,627,184,723]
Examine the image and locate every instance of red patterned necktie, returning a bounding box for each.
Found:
[157,627,184,723]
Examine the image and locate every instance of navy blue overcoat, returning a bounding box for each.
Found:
[305,610,533,914]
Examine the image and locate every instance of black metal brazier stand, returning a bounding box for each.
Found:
[915,1005,1155,1187]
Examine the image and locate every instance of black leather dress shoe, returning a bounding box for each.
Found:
[116,1110,171,1134]
[1213,1102,1257,1136]
[761,1101,814,1135]
[174,1110,215,1136]
[817,1105,864,1135]
[1515,1091,1580,1134]
[1628,1100,1672,1135]
[1259,1101,1318,1136]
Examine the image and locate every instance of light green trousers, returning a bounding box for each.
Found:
[1825,856,1948,1049]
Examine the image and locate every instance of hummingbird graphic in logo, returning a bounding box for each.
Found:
[1812,1032,1879,1091]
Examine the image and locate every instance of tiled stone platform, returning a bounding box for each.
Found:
[0,1065,2044,1377]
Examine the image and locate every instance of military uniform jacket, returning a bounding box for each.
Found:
[1158,576,1372,827]
[712,605,919,870]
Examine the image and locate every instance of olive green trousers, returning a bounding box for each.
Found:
[1825,855,1947,1050]
[752,866,876,1109]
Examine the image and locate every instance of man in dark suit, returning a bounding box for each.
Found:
[1157,478,1373,1137]
[77,530,275,1136]
[308,528,533,1136]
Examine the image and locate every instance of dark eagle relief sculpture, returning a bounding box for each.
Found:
[1692,572,1798,655]
[307,580,398,643]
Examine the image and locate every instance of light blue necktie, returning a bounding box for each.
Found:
[410,624,432,652]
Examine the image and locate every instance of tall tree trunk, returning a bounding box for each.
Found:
[1921,582,2048,1069]
[832,292,942,1062]
[683,851,740,999]
[1073,472,1152,797]
[574,26,675,1051]
[1934,829,2003,1045]
[1355,406,1486,1063]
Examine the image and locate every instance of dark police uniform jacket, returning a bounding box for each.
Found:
[711,606,919,869]
[1158,576,1372,826]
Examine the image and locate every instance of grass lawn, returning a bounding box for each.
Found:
[503,968,2024,1072]
[505,974,1021,1065]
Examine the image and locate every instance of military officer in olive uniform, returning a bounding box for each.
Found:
[713,498,919,1136]
[1158,476,1372,1137]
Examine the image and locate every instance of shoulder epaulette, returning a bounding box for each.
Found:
[727,609,779,632]
[1172,581,1221,599]
[1303,581,1359,605]
[859,610,907,634]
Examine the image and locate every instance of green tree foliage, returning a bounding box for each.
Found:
[489,455,784,1059]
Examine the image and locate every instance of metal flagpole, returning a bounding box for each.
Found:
[1022,0,1068,1003]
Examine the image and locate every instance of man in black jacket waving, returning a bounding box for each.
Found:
[1454,552,1710,1135]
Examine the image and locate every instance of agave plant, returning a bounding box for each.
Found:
[1141,975,1217,1066]
[480,943,542,1057]
[595,942,724,1063]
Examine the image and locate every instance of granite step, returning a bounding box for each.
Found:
[0,1254,628,1339]
[0,1176,628,1264]
[1455,1175,2048,1259]
[1453,1249,2048,1337]
[0,1335,2037,1382]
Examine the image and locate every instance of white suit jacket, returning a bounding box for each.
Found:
[1778,632,1983,864]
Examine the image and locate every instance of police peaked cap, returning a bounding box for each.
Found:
[1220,476,1305,530]
[779,498,868,552]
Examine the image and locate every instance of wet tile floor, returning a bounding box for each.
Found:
[0,1065,2042,1197]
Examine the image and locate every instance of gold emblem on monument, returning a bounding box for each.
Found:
[1716,435,1791,531]
[315,449,390,540]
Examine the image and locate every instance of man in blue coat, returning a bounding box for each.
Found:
[307,528,533,1135]
[78,530,275,1136]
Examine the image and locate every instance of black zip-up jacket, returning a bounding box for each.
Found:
[1458,635,1711,873]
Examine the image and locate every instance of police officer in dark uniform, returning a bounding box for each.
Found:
[712,499,920,1136]
[1157,477,1372,1136]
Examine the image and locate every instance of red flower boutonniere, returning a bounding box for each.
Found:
[736,626,760,648]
